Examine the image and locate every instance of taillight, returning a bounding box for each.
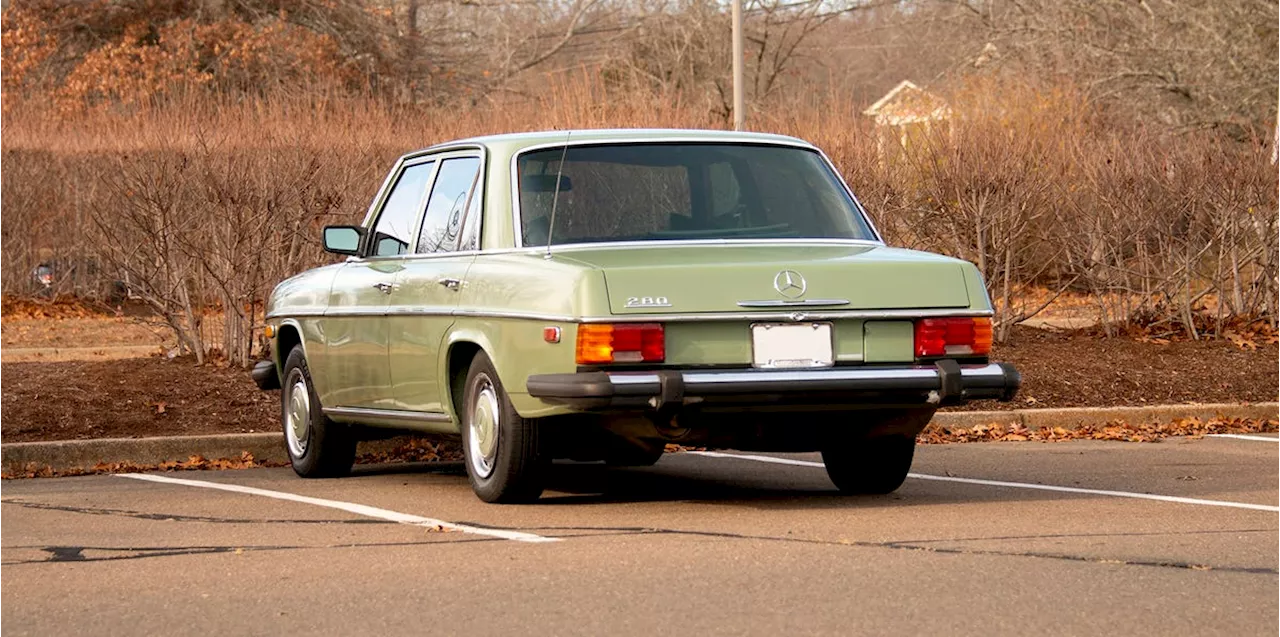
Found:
[576,323,665,364]
[914,317,992,358]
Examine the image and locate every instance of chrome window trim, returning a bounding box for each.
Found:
[481,237,884,256]
[355,147,487,262]
[411,149,487,256]
[272,306,991,322]
[361,156,440,259]
[507,136,885,250]
[401,142,486,163]
[812,145,884,243]
[463,238,884,260]
[358,158,406,228]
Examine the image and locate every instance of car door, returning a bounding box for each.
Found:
[323,158,436,409]
[388,153,484,414]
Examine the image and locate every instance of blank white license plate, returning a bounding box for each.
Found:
[751,323,834,369]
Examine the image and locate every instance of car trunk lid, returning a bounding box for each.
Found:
[553,244,972,315]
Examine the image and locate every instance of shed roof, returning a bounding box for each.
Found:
[862,80,951,126]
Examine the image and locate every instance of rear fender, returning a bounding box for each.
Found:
[443,321,578,420]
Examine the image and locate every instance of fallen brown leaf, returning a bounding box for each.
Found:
[919,416,1277,445]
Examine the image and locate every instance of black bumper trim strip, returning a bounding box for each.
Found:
[251,360,280,391]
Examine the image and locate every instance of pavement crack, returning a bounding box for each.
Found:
[3,538,500,566]
[894,527,1278,544]
[513,524,1279,576]
[1,498,390,526]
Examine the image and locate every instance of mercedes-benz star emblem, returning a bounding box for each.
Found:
[773,270,807,299]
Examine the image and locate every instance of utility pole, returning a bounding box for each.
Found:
[732,0,745,131]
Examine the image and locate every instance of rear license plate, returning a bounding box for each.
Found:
[751,323,834,369]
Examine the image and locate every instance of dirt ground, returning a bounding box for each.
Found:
[948,325,1279,411]
[2,325,1275,443]
[2,356,277,442]
[1,298,179,362]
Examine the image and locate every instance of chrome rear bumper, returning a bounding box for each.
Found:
[527,361,1020,411]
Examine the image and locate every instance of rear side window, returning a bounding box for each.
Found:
[417,157,482,254]
[371,161,435,257]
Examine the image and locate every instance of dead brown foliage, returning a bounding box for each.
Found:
[355,438,464,465]
[1,451,277,479]
[0,296,116,320]
[0,437,465,479]
[919,417,1279,445]
[2,3,1275,361]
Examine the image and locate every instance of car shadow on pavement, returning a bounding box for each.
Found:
[348,457,869,507]
[345,455,1072,510]
[350,461,467,477]
[537,461,895,509]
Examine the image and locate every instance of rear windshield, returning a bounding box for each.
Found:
[516,143,876,246]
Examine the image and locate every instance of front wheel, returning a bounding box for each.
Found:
[461,352,547,503]
[821,435,916,495]
[281,345,357,478]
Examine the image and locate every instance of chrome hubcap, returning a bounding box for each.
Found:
[284,372,311,458]
[468,375,500,479]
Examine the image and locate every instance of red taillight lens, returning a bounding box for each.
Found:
[575,323,665,364]
[914,317,992,358]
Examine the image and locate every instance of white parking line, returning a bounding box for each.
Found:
[688,451,1280,513]
[118,473,559,543]
[1207,434,1279,443]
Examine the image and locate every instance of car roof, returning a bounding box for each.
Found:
[404,128,815,160]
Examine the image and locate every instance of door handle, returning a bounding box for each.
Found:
[373,282,394,294]
[437,278,462,291]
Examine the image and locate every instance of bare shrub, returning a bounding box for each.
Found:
[82,117,395,366]
[2,75,1274,358]
[767,77,1278,340]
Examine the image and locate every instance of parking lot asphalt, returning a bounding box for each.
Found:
[3,434,1277,636]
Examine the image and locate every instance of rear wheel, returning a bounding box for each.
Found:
[461,352,547,503]
[281,345,357,478]
[821,434,916,495]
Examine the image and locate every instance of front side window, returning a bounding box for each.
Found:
[417,157,482,254]
[516,143,875,246]
[370,161,435,257]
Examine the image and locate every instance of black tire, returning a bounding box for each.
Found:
[281,345,357,478]
[821,434,916,495]
[461,352,546,503]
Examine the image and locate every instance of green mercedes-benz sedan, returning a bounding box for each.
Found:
[252,129,1020,503]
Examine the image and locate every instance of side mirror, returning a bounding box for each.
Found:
[323,225,364,256]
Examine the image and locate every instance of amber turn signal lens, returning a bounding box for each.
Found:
[575,325,614,364]
[264,324,275,338]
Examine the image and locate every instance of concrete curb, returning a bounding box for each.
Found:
[3,402,1276,474]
